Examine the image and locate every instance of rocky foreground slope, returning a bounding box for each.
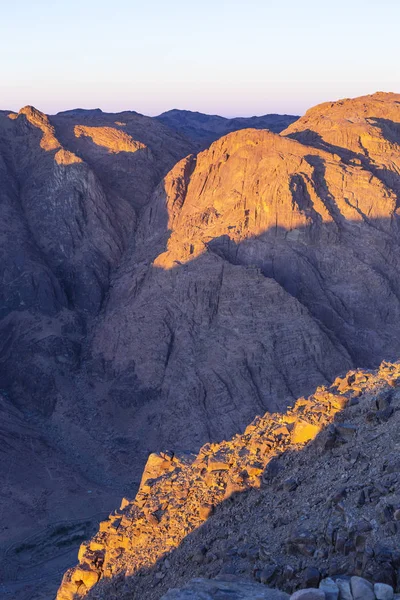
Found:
[58,360,400,599]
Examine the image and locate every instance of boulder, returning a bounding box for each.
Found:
[290,590,325,600]
[319,577,339,600]
[350,576,375,600]
[374,583,394,600]
[335,578,352,600]
[160,577,290,599]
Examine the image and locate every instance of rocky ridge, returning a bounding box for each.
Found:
[58,361,400,599]
[156,109,299,149]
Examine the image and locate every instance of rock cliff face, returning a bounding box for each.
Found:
[156,109,299,149]
[2,93,400,599]
[87,93,400,458]
[57,361,400,599]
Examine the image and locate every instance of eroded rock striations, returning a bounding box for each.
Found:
[57,361,400,599]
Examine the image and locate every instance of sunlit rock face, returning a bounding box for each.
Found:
[283,91,400,172]
[73,125,147,154]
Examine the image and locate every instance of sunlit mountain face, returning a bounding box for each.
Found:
[1,93,400,599]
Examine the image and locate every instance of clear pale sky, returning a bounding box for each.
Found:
[1,0,399,117]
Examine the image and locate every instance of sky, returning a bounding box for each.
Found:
[1,0,399,117]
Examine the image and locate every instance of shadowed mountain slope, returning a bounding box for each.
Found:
[0,105,195,600]
[156,109,299,149]
[52,108,195,211]
[0,104,195,419]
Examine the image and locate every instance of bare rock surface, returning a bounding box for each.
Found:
[52,108,194,211]
[87,93,400,459]
[0,105,195,600]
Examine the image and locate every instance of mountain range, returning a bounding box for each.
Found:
[1,93,400,599]
[155,109,298,148]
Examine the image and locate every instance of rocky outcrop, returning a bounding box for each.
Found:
[73,125,147,154]
[156,109,299,149]
[16,105,63,151]
[57,361,400,600]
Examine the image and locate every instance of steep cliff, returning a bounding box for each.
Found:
[0,105,195,600]
[0,105,194,414]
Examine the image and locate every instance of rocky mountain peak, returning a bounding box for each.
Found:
[73,124,147,154]
[282,92,400,165]
[15,105,61,150]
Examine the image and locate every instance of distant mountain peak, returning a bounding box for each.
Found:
[155,108,299,148]
[56,107,104,116]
